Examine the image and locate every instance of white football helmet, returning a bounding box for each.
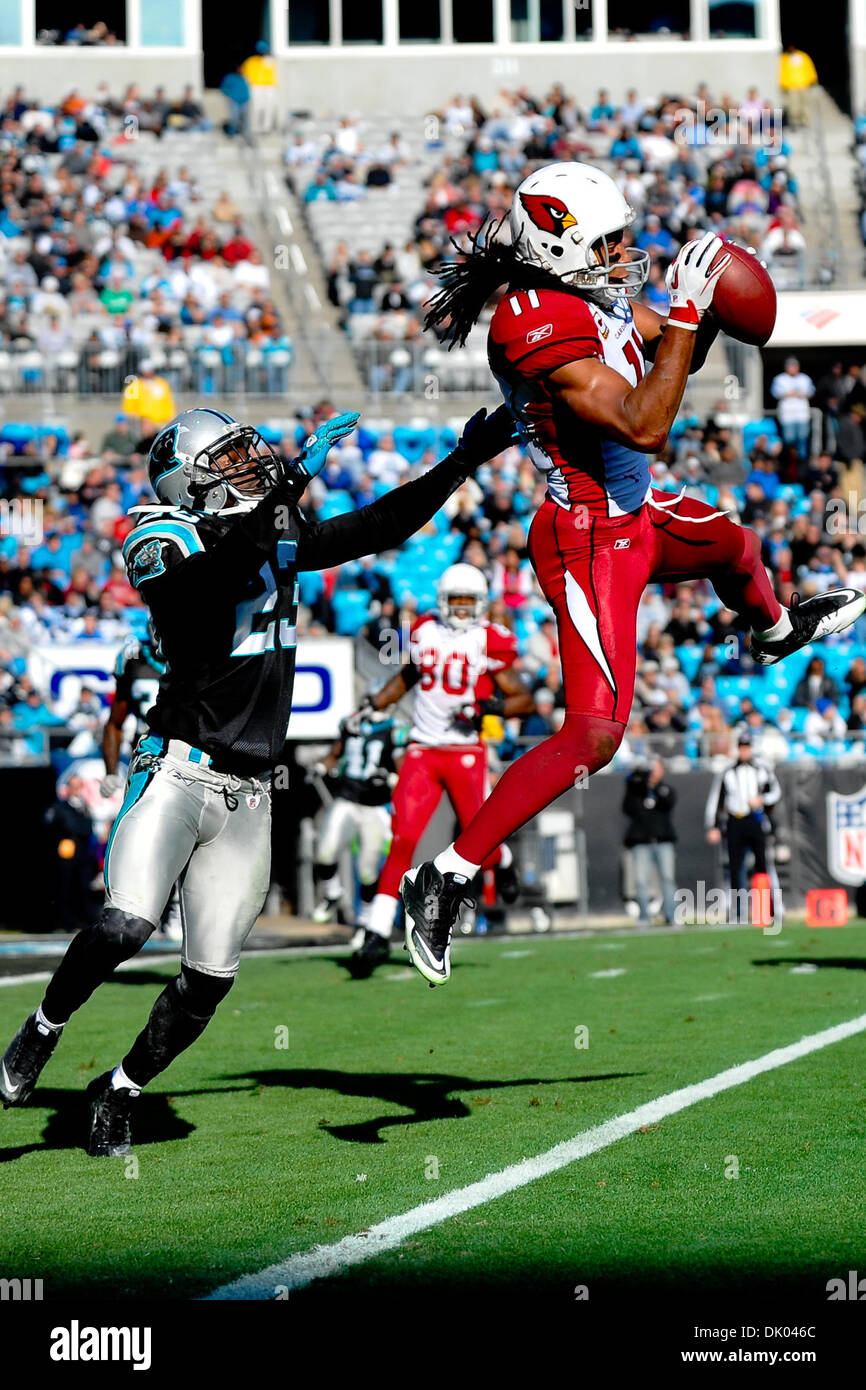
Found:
[507,161,649,303]
[437,563,488,630]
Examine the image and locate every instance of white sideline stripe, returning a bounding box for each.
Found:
[204,1011,866,1300]
[0,955,179,987]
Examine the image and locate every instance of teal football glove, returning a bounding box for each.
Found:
[296,411,361,479]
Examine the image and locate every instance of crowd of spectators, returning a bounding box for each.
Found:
[5,374,866,770]
[37,20,123,47]
[4,78,866,772]
[0,84,293,397]
[289,78,809,379]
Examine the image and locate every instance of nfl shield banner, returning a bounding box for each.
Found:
[827,785,866,886]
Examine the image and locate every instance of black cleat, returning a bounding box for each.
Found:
[752,589,866,666]
[348,929,390,979]
[400,863,476,987]
[86,1070,139,1157]
[1,1013,61,1108]
[495,857,521,905]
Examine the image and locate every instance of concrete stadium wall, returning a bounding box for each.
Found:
[279,46,780,117]
[5,53,201,99]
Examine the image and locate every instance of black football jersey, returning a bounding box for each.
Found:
[333,715,408,806]
[121,458,470,775]
[113,638,166,735]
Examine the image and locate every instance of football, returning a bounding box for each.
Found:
[708,240,777,346]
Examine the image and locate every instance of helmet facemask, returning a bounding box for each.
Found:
[440,592,486,631]
[189,425,281,512]
[560,224,650,304]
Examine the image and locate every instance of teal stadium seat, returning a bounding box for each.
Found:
[332,589,372,635]
[393,425,438,464]
[316,490,354,520]
[742,417,781,454]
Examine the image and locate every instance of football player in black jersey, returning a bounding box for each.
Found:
[310,699,408,977]
[100,620,165,799]
[0,402,514,1155]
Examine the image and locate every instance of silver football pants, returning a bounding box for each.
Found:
[316,798,390,885]
[104,734,271,977]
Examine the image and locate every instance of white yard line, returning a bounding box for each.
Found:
[0,943,354,987]
[205,1011,866,1300]
[0,955,180,987]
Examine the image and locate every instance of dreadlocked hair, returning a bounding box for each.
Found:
[424,221,565,350]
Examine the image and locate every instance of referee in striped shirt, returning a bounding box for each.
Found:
[705,732,782,920]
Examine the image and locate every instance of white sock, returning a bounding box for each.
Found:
[434,845,481,879]
[111,1063,141,1094]
[35,1005,64,1033]
[499,843,513,870]
[755,609,792,642]
[368,893,398,939]
[319,875,342,901]
[356,898,372,928]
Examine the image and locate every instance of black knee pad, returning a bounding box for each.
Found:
[99,907,155,952]
[176,966,235,1022]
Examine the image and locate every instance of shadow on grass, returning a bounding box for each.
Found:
[0,1083,249,1161]
[315,953,486,980]
[752,957,866,971]
[222,1067,641,1144]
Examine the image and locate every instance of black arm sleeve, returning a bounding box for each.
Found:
[295,452,470,572]
[644,314,720,375]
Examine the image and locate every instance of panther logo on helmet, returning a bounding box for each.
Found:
[519,192,577,237]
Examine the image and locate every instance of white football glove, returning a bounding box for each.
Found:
[99,772,123,798]
[665,233,731,332]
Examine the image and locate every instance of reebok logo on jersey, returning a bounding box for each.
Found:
[614,538,630,550]
[526,322,554,345]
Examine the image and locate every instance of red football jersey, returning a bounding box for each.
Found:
[488,285,651,519]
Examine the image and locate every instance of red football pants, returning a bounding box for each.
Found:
[377,742,502,897]
[454,491,781,865]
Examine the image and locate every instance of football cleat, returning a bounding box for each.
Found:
[401,863,476,987]
[495,857,521,905]
[0,1013,61,1108]
[86,1071,139,1158]
[348,930,390,979]
[312,894,342,925]
[752,589,866,666]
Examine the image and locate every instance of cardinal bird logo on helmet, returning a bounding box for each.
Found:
[520,192,577,236]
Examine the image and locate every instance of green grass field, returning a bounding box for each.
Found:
[1,921,865,1303]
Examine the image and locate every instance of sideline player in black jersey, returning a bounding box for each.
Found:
[0,402,514,1155]
[100,620,165,799]
[310,699,408,976]
[101,623,182,941]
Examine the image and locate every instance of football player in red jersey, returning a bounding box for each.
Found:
[347,563,532,977]
[401,160,866,986]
